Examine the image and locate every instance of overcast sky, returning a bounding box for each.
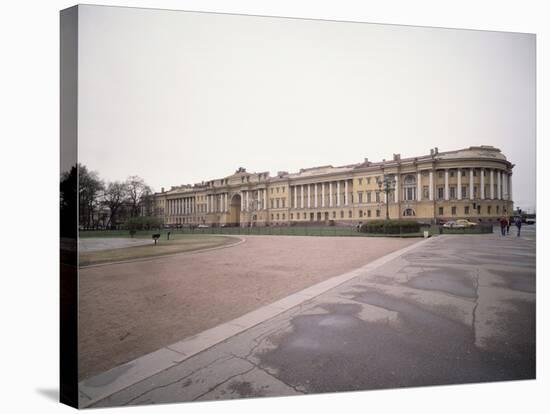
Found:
[78,5,536,211]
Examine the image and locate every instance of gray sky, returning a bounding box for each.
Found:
[78,5,536,211]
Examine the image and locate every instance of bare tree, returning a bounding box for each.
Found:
[102,181,128,228]
[125,175,152,217]
[78,164,104,229]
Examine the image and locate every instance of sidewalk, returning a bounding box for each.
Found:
[82,226,536,407]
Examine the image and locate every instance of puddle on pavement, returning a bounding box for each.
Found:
[256,291,535,394]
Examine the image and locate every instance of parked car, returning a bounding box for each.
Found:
[455,219,478,228]
[442,220,457,228]
[197,224,210,229]
[525,218,536,225]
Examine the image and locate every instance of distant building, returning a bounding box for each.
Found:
[154,146,514,226]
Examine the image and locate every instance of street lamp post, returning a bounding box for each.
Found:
[376,175,397,221]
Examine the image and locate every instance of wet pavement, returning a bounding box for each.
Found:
[88,226,536,407]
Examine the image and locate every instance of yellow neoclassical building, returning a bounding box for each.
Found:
[154,146,514,227]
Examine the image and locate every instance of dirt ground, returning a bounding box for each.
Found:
[78,235,418,380]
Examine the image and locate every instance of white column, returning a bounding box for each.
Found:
[508,174,513,201]
[293,186,297,208]
[469,169,474,200]
[429,170,434,201]
[457,169,462,200]
[246,190,250,210]
[417,172,422,201]
[502,172,508,200]
[395,175,399,203]
[307,184,311,208]
[444,170,449,200]
[344,180,349,205]
[337,181,341,206]
[240,192,244,211]
[301,185,304,209]
[322,183,326,207]
[489,170,495,200]
[480,169,485,199]
[263,189,267,210]
[329,182,333,207]
[314,184,318,208]
[497,171,502,200]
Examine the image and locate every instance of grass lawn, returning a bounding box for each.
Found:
[79,235,239,266]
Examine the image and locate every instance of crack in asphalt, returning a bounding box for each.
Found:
[191,365,257,401]
[118,354,233,406]
[472,268,480,346]
[231,354,306,395]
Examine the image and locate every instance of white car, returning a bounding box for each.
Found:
[197,224,210,229]
[443,220,457,228]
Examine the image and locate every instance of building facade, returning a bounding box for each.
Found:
[154,146,514,227]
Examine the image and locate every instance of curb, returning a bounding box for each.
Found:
[79,236,435,407]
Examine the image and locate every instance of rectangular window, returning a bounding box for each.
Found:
[473,170,477,177]
[462,186,467,198]
[367,191,372,203]
[332,211,336,218]
[340,211,344,218]
[438,171,443,178]
[358,192,363,203]
[437,187,444,200]
[473,186,478,198]
[303,212,307,219]
[282,199,285,208]
[367,210,371,217]
[488,206,491,214]
[348,210,352,218]
[376,209,380,217]
[271,200,274,208]
[276,199,280,208]
[438,207,444,215]
[451,206,457,215]
[359,210,363,217]
[465,206,470,214]
[450,186,456,199]
[375,192,380,203]
[496,206,500,214]
[423,186,429,199]
[290,213,293,219]
[450,171,455,178]
[462,170,466,177]
[276,213,279,220]
[282,214,285,220]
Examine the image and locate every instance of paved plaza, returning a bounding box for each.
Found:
[79,237,152,252]
[79,235,417,380]
[79,226,535,407]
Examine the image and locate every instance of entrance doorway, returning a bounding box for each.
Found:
[229,194,241,226]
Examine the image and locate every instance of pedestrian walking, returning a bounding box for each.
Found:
[515,216,522,237]
[506,216,511,234]
[499,216,507,236]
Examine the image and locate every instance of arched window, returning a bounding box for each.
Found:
[403,175,417,201]
[403,208,416,216]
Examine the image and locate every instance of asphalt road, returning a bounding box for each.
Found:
[89,226,536,407]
